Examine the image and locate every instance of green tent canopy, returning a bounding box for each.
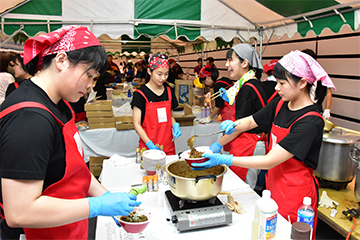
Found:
[1,0,359,52]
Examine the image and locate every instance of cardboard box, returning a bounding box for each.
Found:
[88,122,115,129]
[87,116,115,124]
[183,103,193,115]
[173,114,196,126]
[85,100,112,111]
[175,80,193,106]
[115,116,134,130]
[86,111,114,118]
[89,156,108,177]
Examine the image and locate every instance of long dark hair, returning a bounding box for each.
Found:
[24,46,107,76]
[226,48,262,79]
[273,62,327,102]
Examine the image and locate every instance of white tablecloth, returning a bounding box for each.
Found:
[79,121,222,163]
[95,155,291,240]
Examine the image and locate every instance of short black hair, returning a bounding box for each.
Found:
[197,58,202,62]
[206,57,214,63]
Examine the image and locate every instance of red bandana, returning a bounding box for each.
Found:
[199,64,212,78]
[23,25,101,66]
[148,53,169,70]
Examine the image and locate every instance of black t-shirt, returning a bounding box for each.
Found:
[167,65,184,84]
[214,77,234,108]
[5,78,27,98]
[253,98,324,169]
[94,71,110,100]
[235,78,267,133]
[0,80,71,239]
[262,80,278,102]
[131,85,178,125]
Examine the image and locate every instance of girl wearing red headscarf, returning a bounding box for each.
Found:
[0,26,141,240]
[131,53,182,155]
[193,50,336,240]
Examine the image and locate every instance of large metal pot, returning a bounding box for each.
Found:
[349,141,360,200]
[314,129,360,183]
[165,160,227,201]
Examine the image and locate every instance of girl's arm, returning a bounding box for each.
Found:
[133,106,151,144]
[232,144,293,169]
[209,107,220,120]
[171,112,176,125]
[87,174,108,197]
[2,178,90,228]
[218,116,258,146]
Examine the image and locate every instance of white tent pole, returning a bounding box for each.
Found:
[258,27,263,61]
[0,25,24,48]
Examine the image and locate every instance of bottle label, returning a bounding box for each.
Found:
[259,210,277,240]
[297,212,314,228]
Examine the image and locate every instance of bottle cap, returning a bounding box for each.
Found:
[142,176,148,183]
[291,222,311,240]
[262,189,271,198]
[156,164,161,169]
[303,197,311,205]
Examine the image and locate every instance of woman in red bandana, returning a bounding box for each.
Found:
[131,53,182,155]
[0,26,141,240]
[193,50,336,240]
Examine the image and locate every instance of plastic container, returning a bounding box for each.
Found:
[291,221,311,240]
[156,164,162,183]
[297,197,314,240]
[251,190,278,240]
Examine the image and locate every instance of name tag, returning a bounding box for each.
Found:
[157,107,167,123]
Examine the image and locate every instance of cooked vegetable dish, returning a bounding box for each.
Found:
[120,211,148,222]
[168,160,225,178]
[189,148,204,158]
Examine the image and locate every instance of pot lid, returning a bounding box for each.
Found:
[323,129,360,144]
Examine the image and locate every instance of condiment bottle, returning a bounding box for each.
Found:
[162,165,168,185]
[135,147,141,164]
[156,164,162,183]
[148,176,154,192]
[201,105,206,118]
[251,190,278,240]
[142,176,149,192]
[153,175,159,192]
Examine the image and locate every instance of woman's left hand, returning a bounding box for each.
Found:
[191,153,233,170]
[172,122,182,139]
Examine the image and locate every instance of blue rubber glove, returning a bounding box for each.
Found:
[220,120,236,135]
[210,140,223,153]
[132,82,138,86]
[191,153,233,170]
[219,88,229,103]
[88,191,141,219]
[172,122,182,139]
[146,140,160,150]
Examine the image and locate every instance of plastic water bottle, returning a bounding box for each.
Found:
[251,190,278,240]
[297,197,314,240]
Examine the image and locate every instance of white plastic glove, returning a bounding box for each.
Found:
[199,116,212,124]
[318,191,339,208]
[323,109,331,120]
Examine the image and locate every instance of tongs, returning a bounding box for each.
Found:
[188,122,241,146]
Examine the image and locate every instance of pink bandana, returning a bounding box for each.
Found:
[199,64,212,78]
[23,25,101,66]
[278,50,336,90]
[148,53,169,70]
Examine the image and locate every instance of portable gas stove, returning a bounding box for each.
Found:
[165,190,232,232]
